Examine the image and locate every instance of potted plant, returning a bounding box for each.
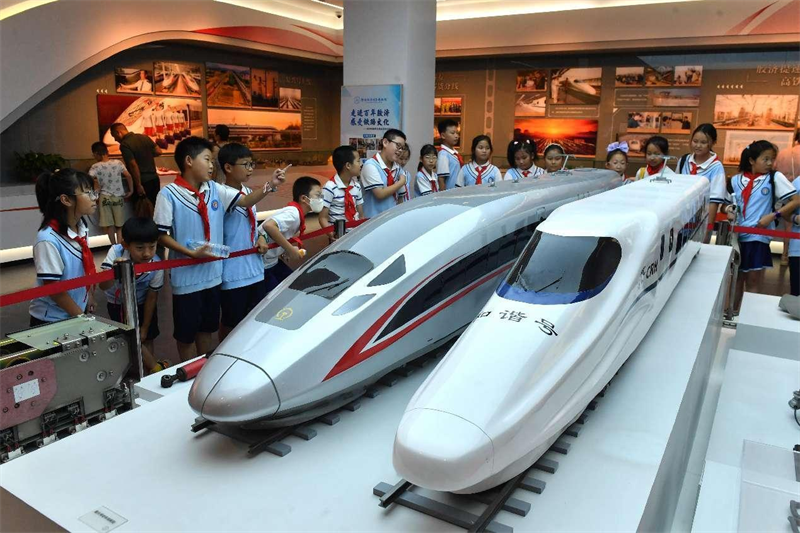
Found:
[13,151,68,182]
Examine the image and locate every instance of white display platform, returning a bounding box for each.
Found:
[733,292,800,361]
[692,348,800,533]
[134,356,204,404]
[0,245,731,533]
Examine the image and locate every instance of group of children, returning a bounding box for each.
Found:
[28,122,800,368]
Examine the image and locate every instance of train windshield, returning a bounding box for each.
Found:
[498,231,621,305]
[289,251,374,300]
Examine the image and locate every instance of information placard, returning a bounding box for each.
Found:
[341,85,402,159]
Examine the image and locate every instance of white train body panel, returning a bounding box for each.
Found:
[189,171,622,428]
[393,175,710,493]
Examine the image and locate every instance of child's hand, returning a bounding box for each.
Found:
[86,293,96,314]
[396,173,407,187]
[268,164,291,191]
[286,245,303,262]
[257,238,269,254]
[191,244,218,259]
[757,213,775,228]
[124,191,133,199]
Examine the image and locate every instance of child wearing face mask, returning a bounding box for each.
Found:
[257,176,322,294]
[605,142,630,182]
[635,136,676,180]
[456,135,502,187]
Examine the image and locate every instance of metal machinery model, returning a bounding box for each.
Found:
[189,171,623,428]
[0,315,136,462]
[393,174,710,493]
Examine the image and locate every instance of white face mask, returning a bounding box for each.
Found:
[310,197,324,213]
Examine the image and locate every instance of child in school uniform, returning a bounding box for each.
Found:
[503,139,544,181]
[436,119,463,190]
[89,142,133,245]
[258,177,322,293]
[154,136,286,361]
[605,142,630,182]
[676,124,726,240]
[98,217,168,374]
[634,136,676,180]
[360,129,408,218]
[789,175,800,296]
[218,143,280,341]
[542,144,567,173]
[456,135,502,187]
[30,169,99,325]
[320,146,365,243]
[397,143,412,201]
[415,144,440,196]
[712,140,799,312]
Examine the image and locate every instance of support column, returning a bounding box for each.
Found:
[343,0,436,156]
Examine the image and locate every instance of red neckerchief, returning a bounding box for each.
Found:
[438,146,464,167]
[330,175,356,222]
[646,161,665,175]
[740,172,759,218]
[173,177,210,241]
[48,220,96,277]
[474,163,489,185]
[287,201,306,249]
[521,169,531,178]
[241,186,256,244]
[428,169,438,192]
[689,155,718,175]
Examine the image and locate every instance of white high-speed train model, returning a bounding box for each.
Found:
[188,171,622,428]
[393,174,709,494]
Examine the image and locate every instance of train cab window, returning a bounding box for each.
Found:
[498,231,622,305]
[289,251,374,300]
[368,255,406,287]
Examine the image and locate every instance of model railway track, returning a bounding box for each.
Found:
[190,349,446,457]
[372,383,611,533]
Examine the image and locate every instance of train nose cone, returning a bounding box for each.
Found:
[393,409,493,493]
[188,355,280,424]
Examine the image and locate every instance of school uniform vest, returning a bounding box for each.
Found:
[29,227,87,321]
[102,245,162,305]
[677,153,725,183]
[222,185,264,291]
[362,157,398,219]
[438,148,462,190]
[790,177,800,257]
[504,166,544,181]
[459,162,501,186]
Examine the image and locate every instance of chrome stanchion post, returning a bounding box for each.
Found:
[334,219,346,239]
[113,258,144,382]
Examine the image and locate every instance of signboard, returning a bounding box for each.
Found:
[341,85,402,159]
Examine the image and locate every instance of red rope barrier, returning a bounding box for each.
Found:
[0,206,39,213]
[0,218,370,308]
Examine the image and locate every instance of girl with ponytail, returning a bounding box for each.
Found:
[30,168,99,324]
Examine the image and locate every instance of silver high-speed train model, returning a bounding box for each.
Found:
[393,174,709,493]
[189,171,622,428]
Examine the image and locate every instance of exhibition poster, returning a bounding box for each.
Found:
[341,85,402,159]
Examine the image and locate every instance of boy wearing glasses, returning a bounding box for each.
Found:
[218,143,273,340]
[360,129,408,218]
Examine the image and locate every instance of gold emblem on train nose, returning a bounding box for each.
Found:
[275,308,293,321]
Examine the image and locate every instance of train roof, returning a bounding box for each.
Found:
[539,174,709,238]
[337,169,618,267]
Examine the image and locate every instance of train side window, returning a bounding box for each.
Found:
[463,247,489,284]
[368,255,406,287]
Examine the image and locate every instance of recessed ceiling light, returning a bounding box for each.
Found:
[0,0,57,21]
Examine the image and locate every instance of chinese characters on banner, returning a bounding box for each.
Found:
[340,85,403,159]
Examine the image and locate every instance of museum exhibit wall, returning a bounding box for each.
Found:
[434,48,800,176]
[0,42,342,186]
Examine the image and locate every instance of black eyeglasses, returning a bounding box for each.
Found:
[388,140,406,150]
[235,162,257,170]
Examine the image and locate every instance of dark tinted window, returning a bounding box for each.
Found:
[498,231,622,305]
[289,251,373,300]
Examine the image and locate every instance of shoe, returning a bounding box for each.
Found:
[149,360,171,374]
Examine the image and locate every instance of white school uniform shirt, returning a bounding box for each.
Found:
[397,167,410,200]
[502,166,545,181]
[259,206,303,269]
[712,170,796,244]
[29,219,90,322]
[154,179,241,295]
[322,174,364,223]
[790,177,800,257]
[456,161,502,187]
[635,163,676,180]
[436,145,462,190]
[100,245,164,305]
[361,153,402,218]
[222,184,264,291]
[415,168,439,196]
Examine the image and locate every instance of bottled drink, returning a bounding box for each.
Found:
[186,240,230,258]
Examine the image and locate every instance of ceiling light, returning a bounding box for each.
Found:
[0,0,57,21]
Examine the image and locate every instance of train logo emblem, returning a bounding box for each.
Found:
[535,318,558,336]
[275,308,293,321]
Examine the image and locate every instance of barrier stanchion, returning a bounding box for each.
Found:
[113,258,144,383]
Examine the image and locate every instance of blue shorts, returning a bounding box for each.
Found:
[172,285,221,344]
[220,280,267,328]
[738,240,773,272]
